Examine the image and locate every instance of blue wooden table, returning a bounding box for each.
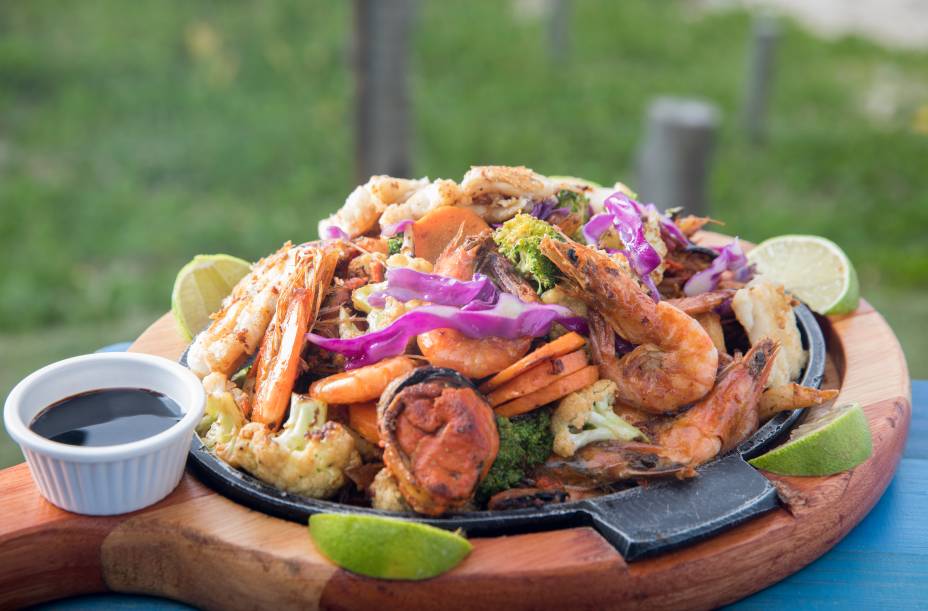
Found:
[33,382,928,610]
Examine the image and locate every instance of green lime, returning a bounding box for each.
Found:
[308,513,472,580]
[748,234,859,315]
[171,254,251,340]
[749,402,872,476]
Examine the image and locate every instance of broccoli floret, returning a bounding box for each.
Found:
[387,235,403,255]
[556,189,590,223]
[476,409,554,505]
[493,213,564,291]
[551,380,647,458]
[197,372,246,453]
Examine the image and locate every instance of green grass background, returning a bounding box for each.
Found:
[1,0,925,467]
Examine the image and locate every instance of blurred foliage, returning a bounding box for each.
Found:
[0,0,925,364]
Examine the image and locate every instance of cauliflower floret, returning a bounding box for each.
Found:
[197,373,247,461]
[731,280,807,388]
[551,380,647,458]
[370,468,410,512]
[229,395,361,499]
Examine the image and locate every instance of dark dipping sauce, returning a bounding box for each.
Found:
[30,388,182,447]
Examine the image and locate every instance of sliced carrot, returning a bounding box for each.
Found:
[347,401,380,445]
[495,365,600,418]
[479,332,586,393]
[412,207,490,263]
[487,349,588,407]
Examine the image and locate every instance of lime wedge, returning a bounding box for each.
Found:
[308,513,472,580]
[749,402,872,476]
[747,235,859,315]
[171,254,251,340]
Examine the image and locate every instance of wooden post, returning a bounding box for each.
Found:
[548,0,571,63]
[353,0,413,182]
[635,97,720,216]
[742,14,779,144]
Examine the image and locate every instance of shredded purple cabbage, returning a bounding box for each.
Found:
[582,213,615,246]
[683,238,753,296]
[307,293,586,369]
[322,225,350,241]
[603,194,662,300]
[530,198,570,222]
[381,219,414,238]
[368,268,498,309]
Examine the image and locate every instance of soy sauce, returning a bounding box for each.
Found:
[30,388,182,447]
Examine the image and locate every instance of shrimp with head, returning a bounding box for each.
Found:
[541,338,779,487]
[416,230,531,378]
[540,237,718,413]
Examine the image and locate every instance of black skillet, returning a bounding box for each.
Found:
[184,304,826,561]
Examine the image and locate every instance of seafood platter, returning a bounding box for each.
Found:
[0,166,910,610]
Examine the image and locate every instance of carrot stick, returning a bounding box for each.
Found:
[412,207,490,263]
[347,401,380,445]
[487,349,588,407]
[495,365,599,418]
[479,332,586,393]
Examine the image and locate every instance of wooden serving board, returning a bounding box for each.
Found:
[0,252,911,610]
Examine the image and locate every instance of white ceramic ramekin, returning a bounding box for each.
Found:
[3,352,205,515]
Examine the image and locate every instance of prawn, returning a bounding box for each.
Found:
[309,356,420,404]
[417,230,531,379]
[541,238,718,413]
[656,338,779,467]
[250,247,338,427]
[540,338,779,487]
[188,242,307,378]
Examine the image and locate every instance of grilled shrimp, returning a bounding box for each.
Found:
[540,339,778,487]
[541,238,718,413]
[417,230,531,378]
[250,247,338,427]
[188,242,309,378]
[657,338,779,467]
[379,179,466,229]
[309,356,419,404]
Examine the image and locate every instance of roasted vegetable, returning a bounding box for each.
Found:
[475,409,554,505]
[556,189,589,223]
[493,213,564,291]
[387,235,403,255]
[229,394,361,499]
[197,372,247,456]
[551,380,647,458]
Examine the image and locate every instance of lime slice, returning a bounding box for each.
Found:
[171,254,251,340]
[308,513,472,580]
[747,235,859,315]
[749,402,872,476]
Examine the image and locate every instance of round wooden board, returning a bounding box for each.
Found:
[0,235,911,611]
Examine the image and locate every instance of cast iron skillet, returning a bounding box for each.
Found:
[184,304,826,561]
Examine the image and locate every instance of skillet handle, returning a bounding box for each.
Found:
[583,453,779,561]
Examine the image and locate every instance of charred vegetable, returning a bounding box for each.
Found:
[378,367,500,516]
[475,408,554,505]
[493,214,564,291]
